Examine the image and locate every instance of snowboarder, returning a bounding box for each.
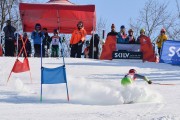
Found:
[121,69,152,86]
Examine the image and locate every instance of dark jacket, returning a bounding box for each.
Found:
[89,34,100,59]
[43,33,51,49]
[107,30,118,36]
[126,35,136,44]
[3,25,16,40]
[31,31,44,45]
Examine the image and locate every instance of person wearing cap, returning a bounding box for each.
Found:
[31,23,44,57]
[3,20,16,56]
[156,28,168,56]
[50,29,61,57]
[70,21,87,58]
[121,69,152,86]
[117,25,128,43]
[107,24,118,36]
[126,29,136,44]
[137,28,146,44]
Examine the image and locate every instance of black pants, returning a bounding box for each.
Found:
[70,43,82,58]
[51,45,59,57]
[158,48,161,56]
[34,44,45,57]
[5,39,15,56]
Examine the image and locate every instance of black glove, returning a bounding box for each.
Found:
[78,40,84,46]
[147,80,152,84]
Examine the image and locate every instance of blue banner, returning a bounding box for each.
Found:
[42,66,67,84]
[160,40,180,65]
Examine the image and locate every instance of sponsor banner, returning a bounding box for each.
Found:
[113,50,143,59]
[116,44,140,52]
[160,40,180,65]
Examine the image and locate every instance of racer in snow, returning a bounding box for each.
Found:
[121,69,152,86]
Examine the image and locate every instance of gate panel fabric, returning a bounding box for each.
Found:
[12,58,30,73]
[42,66,66,84]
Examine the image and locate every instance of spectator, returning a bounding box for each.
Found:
[107,24,118,36]
[50,29,61,57]
[117,25,128,43]
[137,28,146,44]
[84,41,90,58]
[31,23,44,57]
[70,21,87,58]
[156,28,168,56]
[23,32,31,57]
[3,20,16,56]
[42,28,51,57]
[126,29,136,44]
[14,33,22,55]
[89,34,100,59]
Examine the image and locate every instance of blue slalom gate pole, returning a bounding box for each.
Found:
[40,37,43,102]
[61,38,69,101]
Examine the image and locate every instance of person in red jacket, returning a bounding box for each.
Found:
[70,21,87,58]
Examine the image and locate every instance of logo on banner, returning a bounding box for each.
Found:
[168,46,180,57]
[114,53,130,58]
[113,51,143,59]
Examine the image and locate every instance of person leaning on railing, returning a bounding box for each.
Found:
[156,28,168,56]
[126,29,136,44]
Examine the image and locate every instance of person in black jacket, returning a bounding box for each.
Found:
[126,29,136,44]
[23,32,31,57]
[89,34,100,59]
[3,20,16,56]
[107,24,118,36]
[42,28,51,57]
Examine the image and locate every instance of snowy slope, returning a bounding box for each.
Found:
[0,57,180,120]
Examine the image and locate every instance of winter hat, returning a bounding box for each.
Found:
[128,29,133,33]
[161,28,166,33]
[35,23,41,29]
[111,24,115,29]
[120,25,125,29]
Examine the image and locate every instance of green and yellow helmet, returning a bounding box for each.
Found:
[140,28,145,33]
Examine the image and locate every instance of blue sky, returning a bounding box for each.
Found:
[70,0,178,32]
[39,0,178,32]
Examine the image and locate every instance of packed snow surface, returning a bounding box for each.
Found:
[0,57,180,120]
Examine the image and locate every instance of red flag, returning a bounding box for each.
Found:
[12,58,30,73]
[0,44,3,56]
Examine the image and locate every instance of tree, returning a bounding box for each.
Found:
[130,0,172,41]
[96,17,107,40]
